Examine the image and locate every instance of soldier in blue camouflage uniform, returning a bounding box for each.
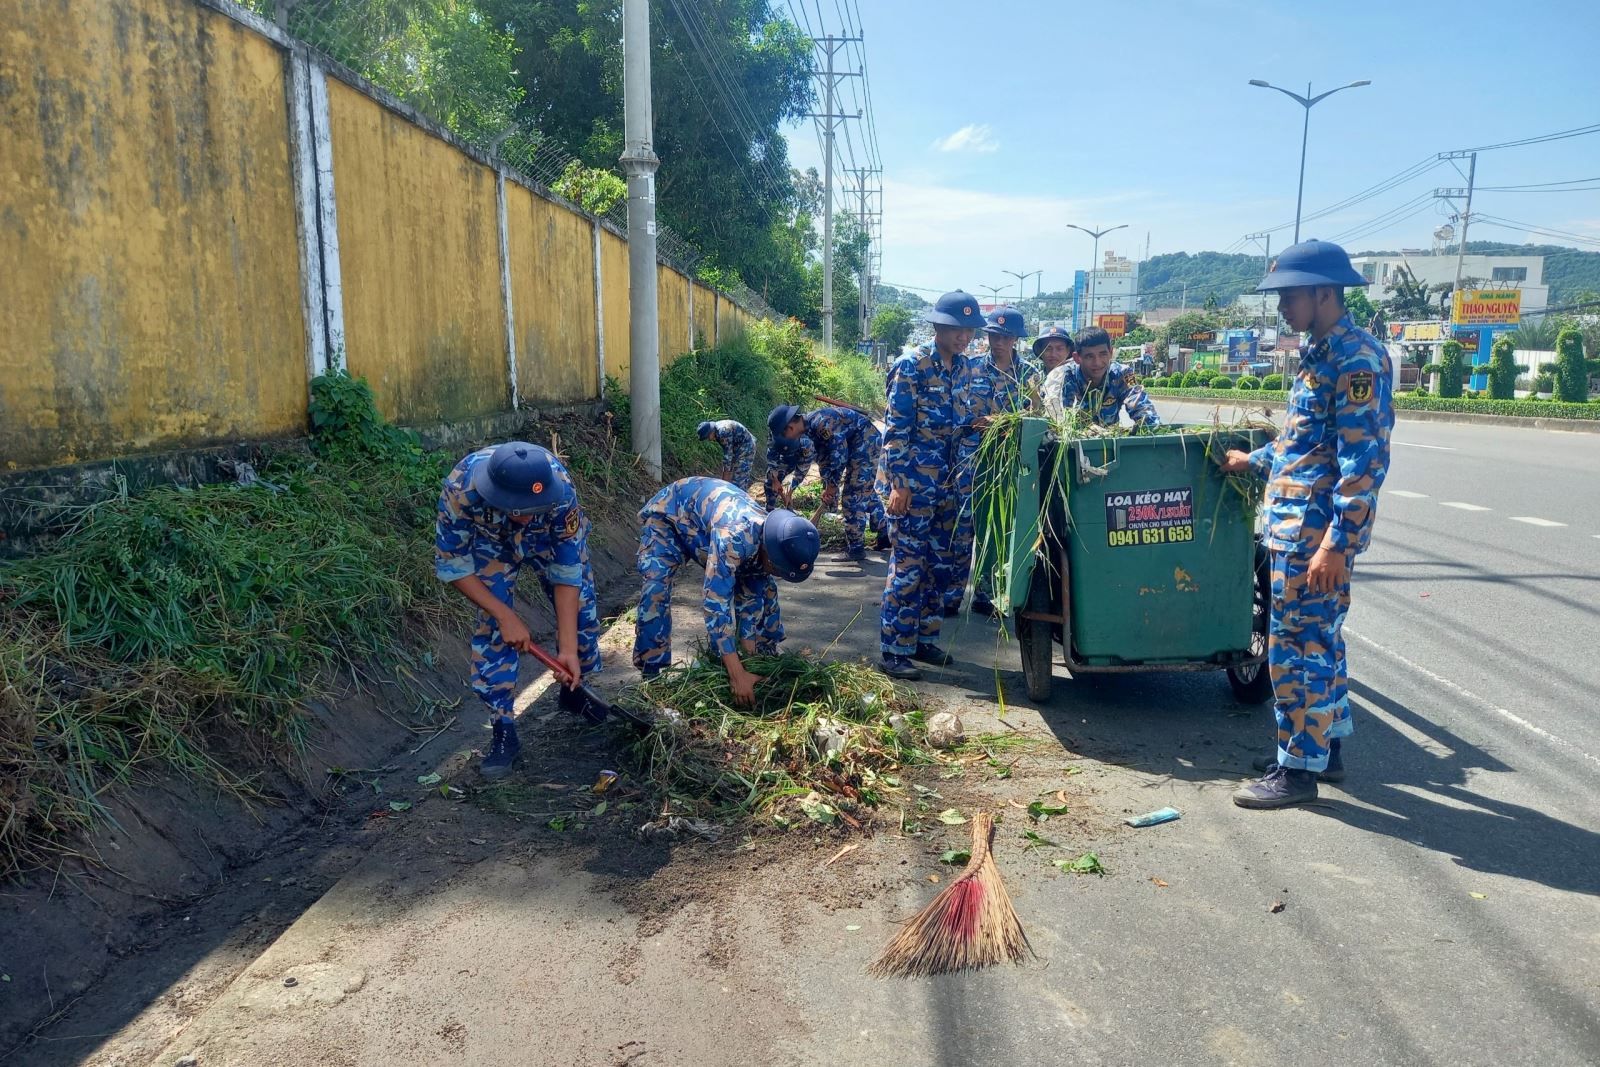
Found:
[1221,240,1394,809]
[1042,326,1161,429]
[763,430,814,510]
[698,419,757,489]
[878,291,988,680]
[941,306,1035,616]
[435,442,602,779]
[770,403,889,561]
[633,477,819,706]
[1032,326,1075,376]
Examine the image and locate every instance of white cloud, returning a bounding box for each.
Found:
[931,123,999,154]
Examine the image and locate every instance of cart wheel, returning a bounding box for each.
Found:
[1016,558,1055,704]
[1227,543,1272,704]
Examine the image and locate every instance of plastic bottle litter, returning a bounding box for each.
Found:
[592,770,619,794]
[1125,807,1181,828]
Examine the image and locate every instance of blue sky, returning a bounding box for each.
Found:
[779,0,1600,300]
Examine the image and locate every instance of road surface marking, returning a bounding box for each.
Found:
[1439,502,1491,511]
[1393,441,1457,451]
[1387,490,1429,499]
[1348,629,1600,771]
[1510,516,1568,528]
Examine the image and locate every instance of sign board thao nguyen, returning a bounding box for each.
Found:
[1451,289,1521,326]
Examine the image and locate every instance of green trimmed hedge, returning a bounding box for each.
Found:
[1146,387,1600,420]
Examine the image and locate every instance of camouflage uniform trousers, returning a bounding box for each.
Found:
[1269,548,1356,772]
[724,451,755,491]
[879,492,959,657]
[470,538,602,716]
[838,430,886,552]
[938,447,995,613]
[632,516,782,673]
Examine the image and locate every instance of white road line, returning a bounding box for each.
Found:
[1387,490,1429,499]
[1509,516,1568,528]
[1393,441,1457,451]
[1439,501,1491,511]
[1348,629,1600,771]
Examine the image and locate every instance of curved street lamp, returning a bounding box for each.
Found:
[1248,79,1371,243]
[1066,224,1128,329]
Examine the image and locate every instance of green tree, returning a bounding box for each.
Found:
[1345,288,1378,327]
[871,304,914,353]
[481,0,816,317]
[1384,266,1437,320]
[1555,328,1589,402]
[1155,311,1221,358]
[1437,340,1466,399]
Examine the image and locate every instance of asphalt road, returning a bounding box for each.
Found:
[80,409,1600,1066]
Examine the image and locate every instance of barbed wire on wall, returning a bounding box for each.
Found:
[247,0,782,324]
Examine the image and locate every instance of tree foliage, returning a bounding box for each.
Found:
[1555,328,1589,403]
[1487,336,1523,400]
[1437,340,1466,399]
[1136,251,1263,309]
[870,304,914,353]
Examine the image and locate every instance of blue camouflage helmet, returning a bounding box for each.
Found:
[697,420,714,440]
[922,290,988,329]
[471,441,570,515]
[984,306,1028,337]
[1257,239,1368,291]
[1031,325,1075,357]
[762,509,820,583]
[767,404,802,437]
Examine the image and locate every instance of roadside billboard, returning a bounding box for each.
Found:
[1452,289,1521,326]
[1095,313,1128,339]
[1226,333,1257,364]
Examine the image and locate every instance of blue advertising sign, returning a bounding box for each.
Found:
[1227,333,1257,364]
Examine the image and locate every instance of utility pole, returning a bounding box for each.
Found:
[1246,230,1273,335]
[848,166,882,344]
[1436,150,1478,300]
[1248,78,1371,243]
[803,36,861,359]
[619,0,660,479]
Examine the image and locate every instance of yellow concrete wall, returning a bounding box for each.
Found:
[598,229,631,383]
[326,78,507,425]
[0,0,308,470]
[507,184,598,403]
[692,283,718,350]
[717,295,743,345]
[657,267,692,366]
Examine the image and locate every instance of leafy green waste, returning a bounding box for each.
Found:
[1055,852,1107,876]
[615,651,936,827]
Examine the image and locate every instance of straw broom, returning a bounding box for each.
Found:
[868,812,1029,978]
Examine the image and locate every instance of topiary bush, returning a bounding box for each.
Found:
[1237,375,1261,391]
[1487,336,1524,401]
[1209,376,1235,390]
[1261,373,1284,390]
[1437,341,1465,399]
[1556,328,1589,403]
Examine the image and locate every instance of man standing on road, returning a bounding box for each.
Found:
[435,442,602,779]
[942,305,1034,617]
[698,419,756,490]
[1220,239,1394,809]
[633,477,819,706]
[1042,326,1161,429]
[878,290,987,680]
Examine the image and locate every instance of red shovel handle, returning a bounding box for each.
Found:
[523,640,575,686]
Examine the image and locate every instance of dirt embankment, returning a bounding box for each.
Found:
[0,411,654,1055]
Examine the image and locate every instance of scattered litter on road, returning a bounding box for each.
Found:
[416,773,442,786]
[845,925,861,931]
[1470,892,1487,900]
[1027,800,1070,824]
[936,809,967,825]
[592,770,619,794]
[387,800,412,812]
[1054,852,1106,876]
[283,976,299,988]
[1125,807,1182,827]
[635,815,722,842]
[1020,830,1059,851]
[1270,900,1287,913]
[823,843,861,868]
[926,712,965,749]
[939,848,971,865]
[1151,877,1169,888]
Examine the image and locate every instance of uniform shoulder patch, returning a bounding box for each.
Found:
[1348,370,1375,403]
[1122,371,1141,390]
[563,507,582,538]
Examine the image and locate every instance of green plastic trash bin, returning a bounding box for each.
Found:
[1062,429,1265,665]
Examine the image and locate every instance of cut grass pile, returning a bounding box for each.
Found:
[615,651,938,831]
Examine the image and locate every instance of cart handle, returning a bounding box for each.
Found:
[1073,438,1121,483]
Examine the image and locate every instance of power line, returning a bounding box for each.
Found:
[1463,121,1600,153]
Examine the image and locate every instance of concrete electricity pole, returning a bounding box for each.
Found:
[1246,230,1273,333]
[803,35,860,359]
[1439,151,1478,298]
[620,0,661,479]
[849,166,882,343]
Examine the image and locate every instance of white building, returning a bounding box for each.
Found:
[1349,252,1548,315]
[1073,250,1140,326]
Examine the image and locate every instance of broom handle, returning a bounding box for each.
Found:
[966,811,994,872]
[814,393,879,419]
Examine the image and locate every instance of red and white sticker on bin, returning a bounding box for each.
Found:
[1105,487,1195,548]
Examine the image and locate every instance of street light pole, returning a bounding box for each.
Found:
[1248,78,1371,243]
[1003,269,1041,303]
[1066,224,1127,331]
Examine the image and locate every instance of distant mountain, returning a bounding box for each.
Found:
[1136,252,1264,309]
[1132,242,1600,311]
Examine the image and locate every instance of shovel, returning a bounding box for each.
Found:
[523,641,653,732]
